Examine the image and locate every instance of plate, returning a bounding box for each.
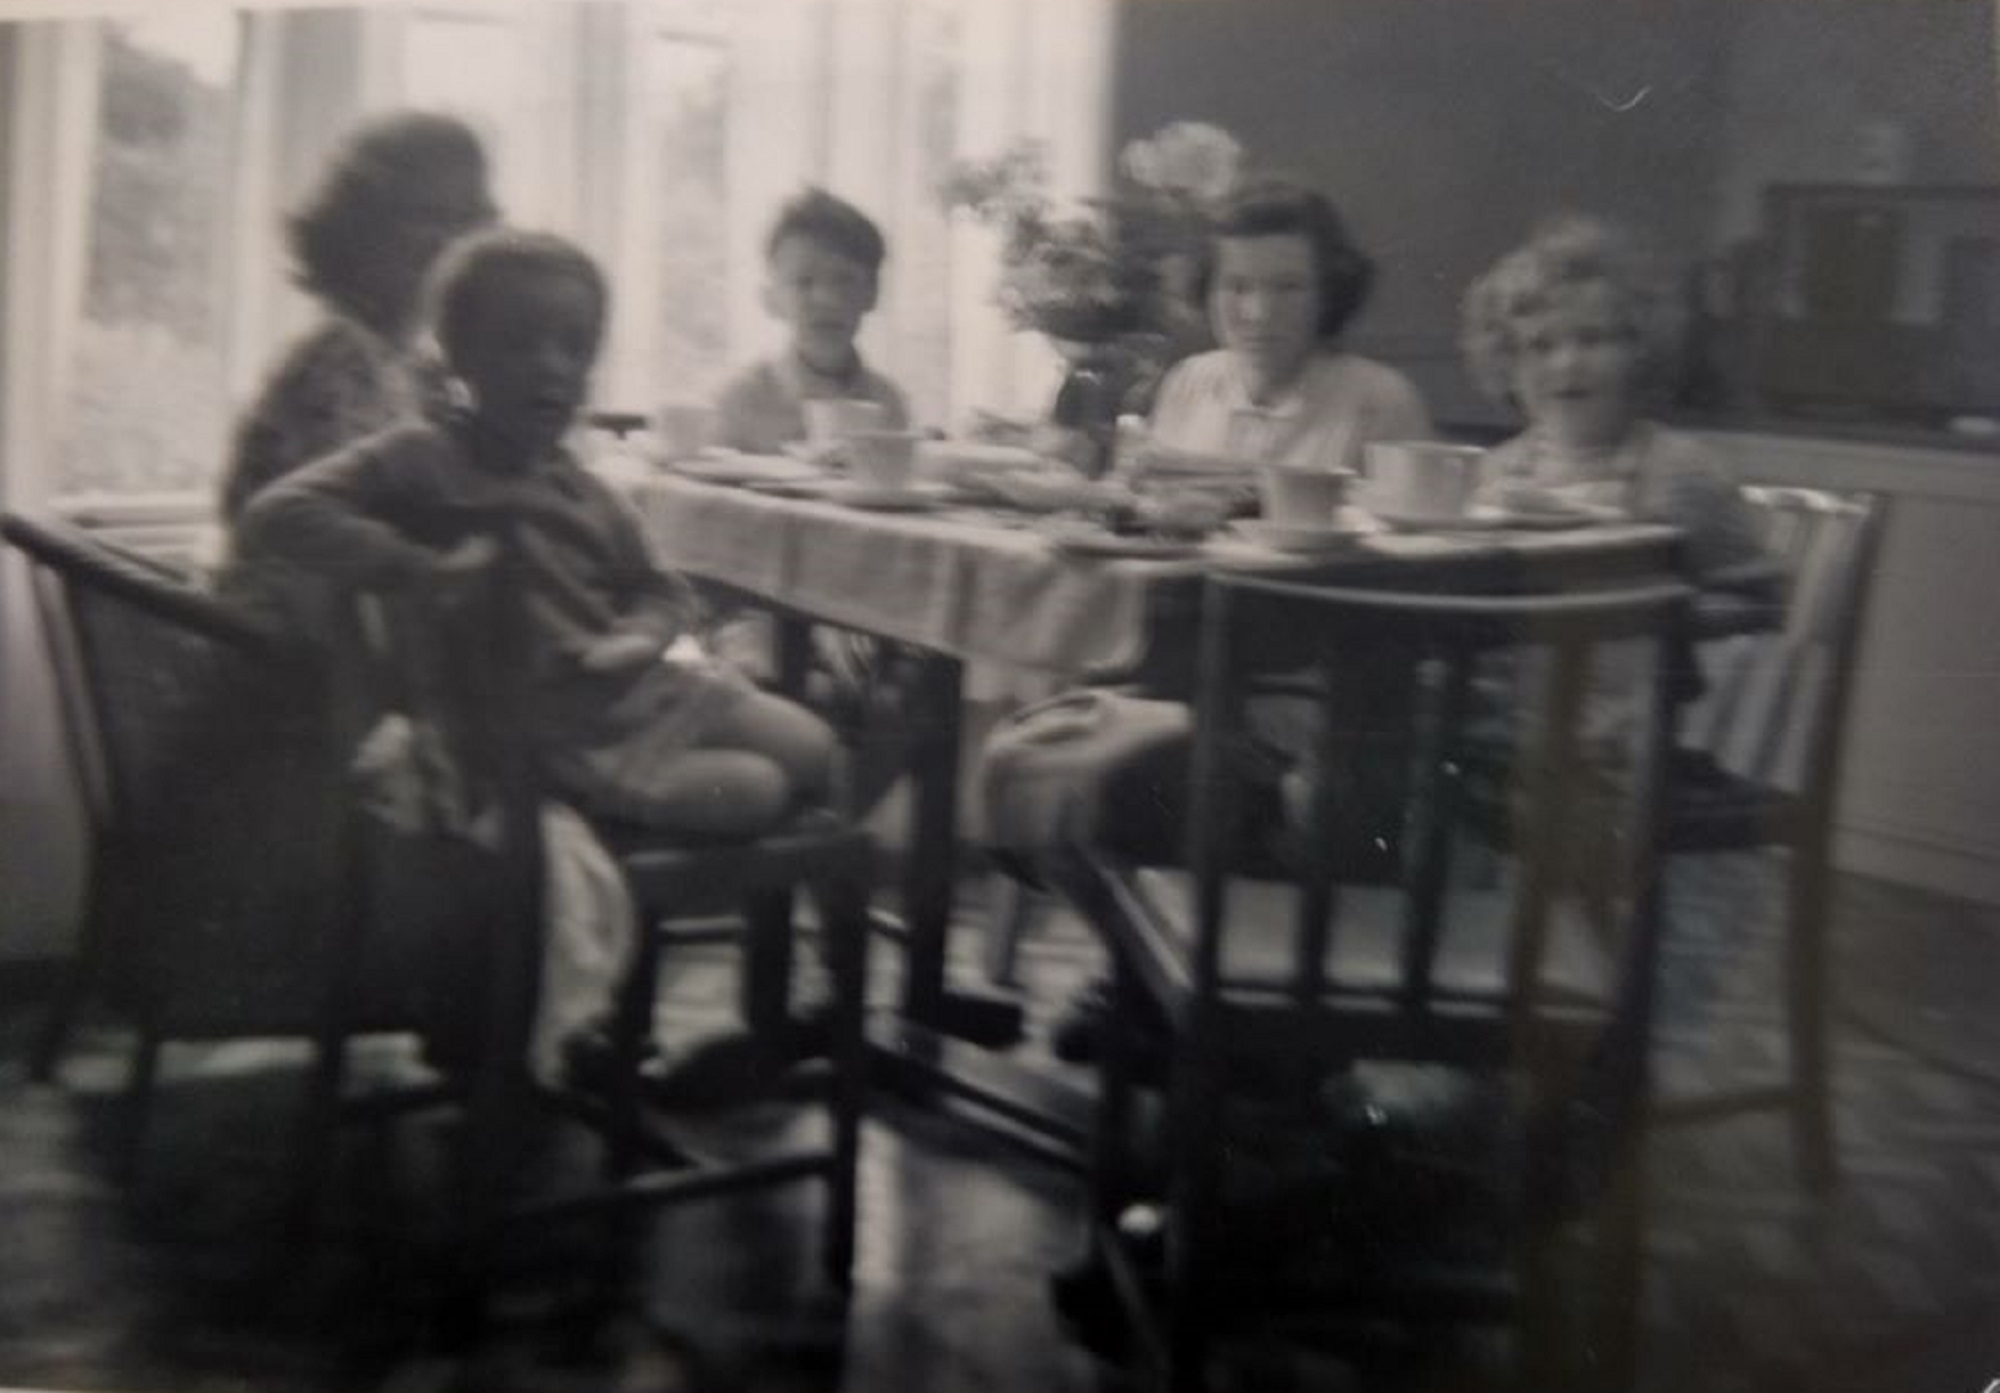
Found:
[1044,524,1204,560]
[824,483,946,512]
[1135,445,1257,481]
[974,473,1122,513]
[918,441,1049,477]
[1372,504,1610,532]
[1234,518,1382,554]
[741,477,841,499]
[673,454,825,486]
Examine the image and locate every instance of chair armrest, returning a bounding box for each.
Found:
[1690,592,1783,640]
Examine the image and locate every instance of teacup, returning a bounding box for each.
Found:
[1259,465,1353,527]
[803,398,888,447]
[846,429,923,490]
[654,402,715,461]
[1362,442,1487,521]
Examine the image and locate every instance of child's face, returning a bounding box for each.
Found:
[1209,233,1321,396]
[454,267,603,458]
[764,234,878,368]
[1511,283,1646,450]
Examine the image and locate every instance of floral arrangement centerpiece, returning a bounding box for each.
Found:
[940,120,1244,349]
[939,122,1244,469]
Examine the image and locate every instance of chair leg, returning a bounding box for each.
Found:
[606,922,669,1180]
[120,1026,162,1178]
[982,874,1045,989]
[1090,951,1142,1228]
[1164,1024,1225,1393]
[741,887,797,1040]
[1783,844,1838,1193]
[1513,1219,1566,1393]
[287,1032,349,1239]
[813,869,870,1289]
[1587,1135,1648,1393]
[29,911,103,1084]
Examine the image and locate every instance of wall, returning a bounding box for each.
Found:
[1707,0,2000,247]
[1109,0,1999,426]
[1110,0,1736,425]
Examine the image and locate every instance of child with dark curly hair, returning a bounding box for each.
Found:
[241,228,837,835]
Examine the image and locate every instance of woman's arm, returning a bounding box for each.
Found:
[222,321,409,521]
[236,430,449,589]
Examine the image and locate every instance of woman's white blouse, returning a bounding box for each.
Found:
[1148,349,1434,470]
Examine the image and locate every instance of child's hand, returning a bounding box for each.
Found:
[425,536,499,607]
[434,535,501,576]
[577,631,662,673]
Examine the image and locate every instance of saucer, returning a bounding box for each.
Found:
[1234,518,1382,554]
[1043,521,1204,560]
[1372,504,1604,532]
[826,483,944,512]
[674,454,823,486]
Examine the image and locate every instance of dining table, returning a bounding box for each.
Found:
[621,458,1686,1163]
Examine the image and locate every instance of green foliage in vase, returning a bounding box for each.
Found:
[939,121,1245,346]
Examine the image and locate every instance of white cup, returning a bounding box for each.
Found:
[846,429,922,490]
[1362,442,1486,520]
[654,402,716,461]
[803,397,887,447]
[1259,465,1353,527]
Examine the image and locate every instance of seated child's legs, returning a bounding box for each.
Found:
[698,686,839,808]
[629,748,795,836]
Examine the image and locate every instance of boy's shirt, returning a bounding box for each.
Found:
[234,419,703,741]
[712,351,909,453]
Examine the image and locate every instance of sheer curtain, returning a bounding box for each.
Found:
[947,0,1116,426]
[0,22,98,960]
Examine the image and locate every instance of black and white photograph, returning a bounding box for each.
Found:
[2,1,1997,1389]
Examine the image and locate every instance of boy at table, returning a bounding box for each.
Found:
[713,187,910,453]
[709,188,915,809]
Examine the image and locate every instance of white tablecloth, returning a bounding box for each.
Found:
[625,473,1678,676]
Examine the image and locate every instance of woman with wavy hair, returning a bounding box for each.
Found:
[220,111,497,521]
[1145,175,1432,472]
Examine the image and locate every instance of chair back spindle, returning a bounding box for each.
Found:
[1181,576,1689,1081]
[1681,487,1888,798]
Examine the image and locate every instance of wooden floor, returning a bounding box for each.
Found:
[2,858,1998,1392]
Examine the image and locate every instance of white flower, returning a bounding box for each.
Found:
[1118,137,1163,190]
[1122,121,1242,204]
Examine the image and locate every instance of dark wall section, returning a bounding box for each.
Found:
[1110,0,1996,430]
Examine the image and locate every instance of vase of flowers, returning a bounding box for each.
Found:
[941,122,1244,472]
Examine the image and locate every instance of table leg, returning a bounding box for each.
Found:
[898,651,958,1024]
[897,654,1026,1047]
[773,611,814,701]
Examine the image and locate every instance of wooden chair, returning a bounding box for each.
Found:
[361,535,874,1314]
[1052,574,1692,1392]
[2,511,412,1196]
[1655,486,1890,1191]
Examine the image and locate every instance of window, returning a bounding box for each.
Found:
[56,13,239,500]
[634,5,734,403]
[13,0,1099,505]
[396,2,567,227]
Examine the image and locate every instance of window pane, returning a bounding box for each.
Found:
[402,11,522,204]
[646,31,732,396]
[58,15,238,498]
[896,0,962,426]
